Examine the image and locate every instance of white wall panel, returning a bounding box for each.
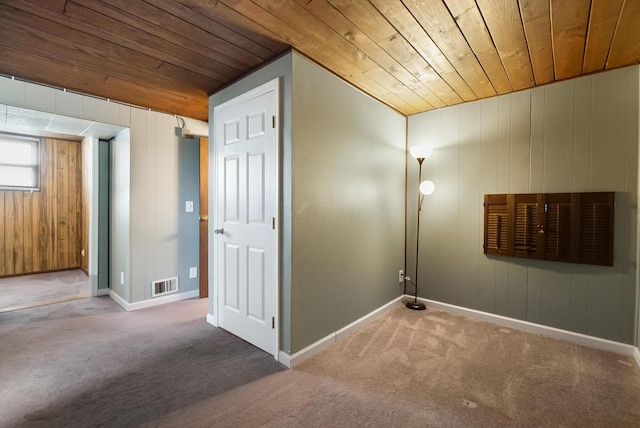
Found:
[543,80,575,193]
[510,90,531,193]
[433,107,459,303]
[574,77,592,191]
[82,96,97,122]
[0,77,25,107]
[55,91,84,119]
[529,87,545,193]
[478,97,500,313]
[24,84,56,113]
[457,102,482,310]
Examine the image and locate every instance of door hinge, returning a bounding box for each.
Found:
[272,217,276,229]
[272,116,275,128]
[272,317,275,329]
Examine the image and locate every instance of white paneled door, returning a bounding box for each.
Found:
[214,80,278,358]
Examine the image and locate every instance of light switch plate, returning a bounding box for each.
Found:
[185,201,194,212]
[189,267,198,279]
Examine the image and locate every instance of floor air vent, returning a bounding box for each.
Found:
[152,277,179,297]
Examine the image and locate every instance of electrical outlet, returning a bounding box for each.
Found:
[189,267,198,279]
[398,269,404,284]
[120,272,124,285]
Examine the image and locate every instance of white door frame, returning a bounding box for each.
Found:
[211,78,280,360]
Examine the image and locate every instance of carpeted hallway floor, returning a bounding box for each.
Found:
[2,294,640,427]
[0,270,90,312]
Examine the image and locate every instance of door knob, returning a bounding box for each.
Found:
[214,228,224,235]
[200,215,209,221]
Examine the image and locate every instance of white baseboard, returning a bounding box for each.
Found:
[278,351,291,367]
[206,313,217,327]
[97,288,110,297]
[284,295,405,368]
[110,290,200,311]
[416,296,637,360]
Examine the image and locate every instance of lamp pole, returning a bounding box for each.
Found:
[407,157,427,311]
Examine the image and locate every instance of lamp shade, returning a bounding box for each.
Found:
[409,145,433,159]
[419,180,435,195]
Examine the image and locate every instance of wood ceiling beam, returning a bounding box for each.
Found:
[367,0,473,104]
[550,0,591,80]
[0,46,208,120]
[401,0,497,99]
[68,0,258,71]
[444,0,513,94]
[476,0,535,90]
[606,0,640,69]
[583,0,624,73]
[320,0,450,108]
[519,0,554,85]
[298,0,435,112]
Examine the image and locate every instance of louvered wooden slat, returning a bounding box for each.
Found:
[580,202,612,265]
[544,202,571,260]
[514,202,538,255]
[484,194,508,256]
[486,210,508,254]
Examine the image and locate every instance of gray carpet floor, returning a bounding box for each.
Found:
[153,305,640,427]
[2,294,640,427]
[0,270,90,312]
[0,297,285,427]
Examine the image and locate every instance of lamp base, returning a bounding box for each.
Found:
[405,300,426,311]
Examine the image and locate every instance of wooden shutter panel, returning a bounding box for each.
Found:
[513,194,539,258]
[542,193,574,262]
[484,195,508,256]
[578,192,614,266]
[483,192,614,266]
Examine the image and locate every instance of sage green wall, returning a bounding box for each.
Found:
[290,54,406,353]
[408,65,639,344]
[208,51,406,355]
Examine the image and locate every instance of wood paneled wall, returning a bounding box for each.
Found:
[0,137,82,277]
[407,65,638,344]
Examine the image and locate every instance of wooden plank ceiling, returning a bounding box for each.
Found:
[0,0,639,122]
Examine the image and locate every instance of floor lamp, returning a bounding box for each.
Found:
[406,146,435,311]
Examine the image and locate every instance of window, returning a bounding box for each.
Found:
[483,192,614,266]
[0,134,41,191]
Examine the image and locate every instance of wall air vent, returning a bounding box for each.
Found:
[151,277,179,297]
